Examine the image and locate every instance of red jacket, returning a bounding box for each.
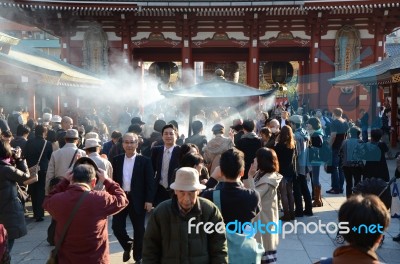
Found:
[43,178,128,264]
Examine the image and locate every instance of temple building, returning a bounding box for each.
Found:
[1,0,400,120]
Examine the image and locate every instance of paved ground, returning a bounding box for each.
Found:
[10,160,400,264]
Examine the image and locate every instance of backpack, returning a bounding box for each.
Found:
[212,190,264,264]
[0,224,10,264]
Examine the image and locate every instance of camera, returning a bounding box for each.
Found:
[11,146,21,158]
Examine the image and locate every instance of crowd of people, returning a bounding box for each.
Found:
[0,102,399,264]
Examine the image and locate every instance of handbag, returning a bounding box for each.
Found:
[25,141,47,185]
[46,191,89,264]
[213,190,265,264]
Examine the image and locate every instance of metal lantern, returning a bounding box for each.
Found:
[263,62,294,84]
[148,62,179,84]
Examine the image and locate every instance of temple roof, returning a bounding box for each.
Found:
[1,0,399,11]
[0,32,103,87]
[328,53,400,86]
[385,43,400,58]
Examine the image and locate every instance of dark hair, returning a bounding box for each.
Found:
[180,153,203,168]
[161,124,176,135]
[256,147,279,173]
[43,107,52,114]
[16,124,30,137]
[1,130,12,138]
[242,119,255,132]
[14,106,23,112]
[168,120,179,130]
[154,120,167,133]
[72,164,96,183]
[260,127,271,137]
[35,125,48,137]
[191,120,203,135]
[179,143,200,164]
[128,124,142,134]
[349,126,361,138]
[26,119,36,130]
[219,148,244,180]
[370,129,383,142]
[111,130,122,139]
[0,140,12,159]
[307,117,321,130]
[338,194,390,249]
[383,108,391,115]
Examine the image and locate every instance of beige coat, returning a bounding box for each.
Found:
[203,135,234,174]
[45,143,86,194]
[244,171,283,251]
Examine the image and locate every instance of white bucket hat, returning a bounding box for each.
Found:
[84,138,101,149]
[170,167,206,191]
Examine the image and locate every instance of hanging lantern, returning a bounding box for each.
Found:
[148,62,179,84]
[203,62,239,82]
[263,62,294,84]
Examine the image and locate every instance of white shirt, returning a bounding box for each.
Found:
[281,119,287,128]
[160,146,175,188]
[122,154,136,192]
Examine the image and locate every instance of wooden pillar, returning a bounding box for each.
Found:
[247,44,259,88]
[60,31,70,62]
[27,84,36,120]
[55,91,60,116]
[391,83,398,147]
[297,61,305,108]
[180,13,193,87]
[247,13,259,88]
[309,26,321,109]
[370,84,377,127]
[122,17,133,64]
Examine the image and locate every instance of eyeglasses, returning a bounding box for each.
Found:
[123,140,138,145]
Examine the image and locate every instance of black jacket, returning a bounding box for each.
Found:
[112,153,155,213]
[151,145,181,188]
[23,136,53,172]
[201,182,261,225]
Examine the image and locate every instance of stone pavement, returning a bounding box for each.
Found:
[10,160,400,264]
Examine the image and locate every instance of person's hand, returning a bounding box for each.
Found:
[138,137,144,144]
[201,179,208,185]
[248,159,257,178]
[144,202,153,212]
[13,146,22,159]
[211,166,224,182]
[97,168,108,183]
[229,129,235,139]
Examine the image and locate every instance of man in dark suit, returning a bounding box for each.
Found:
[151,124,180,206]
[111,132,155,263]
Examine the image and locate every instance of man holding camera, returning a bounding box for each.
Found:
[43,163,128,263]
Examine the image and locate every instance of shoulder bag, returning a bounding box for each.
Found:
[49,149,78,191]
[25,140,47,185]
[46,191,89,264]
